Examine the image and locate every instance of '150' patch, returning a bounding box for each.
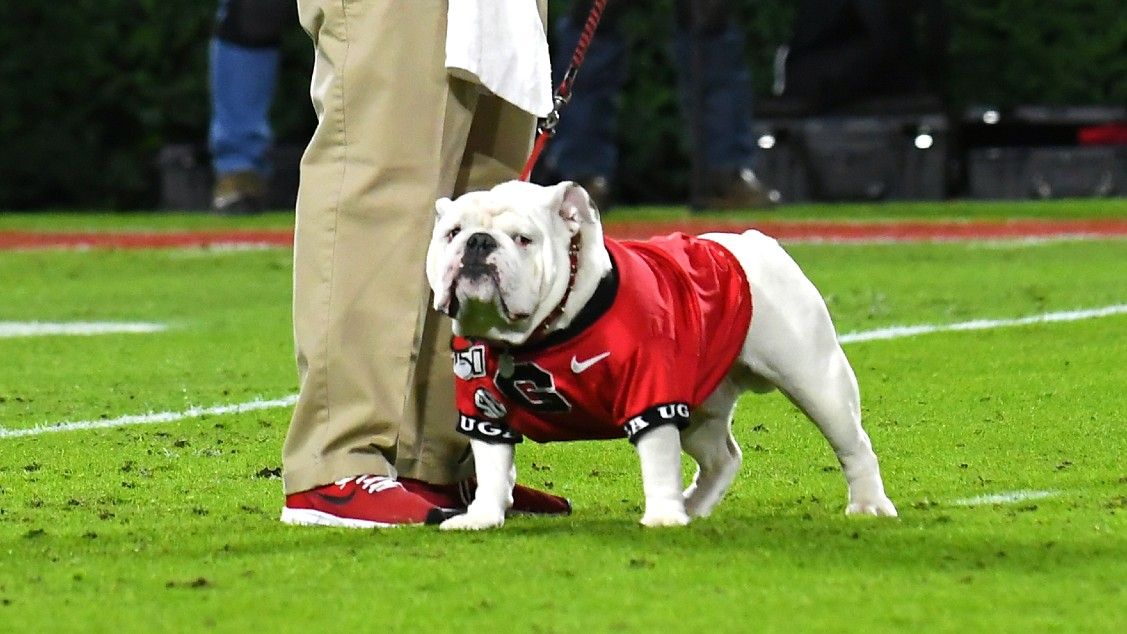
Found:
[453,344,487,380]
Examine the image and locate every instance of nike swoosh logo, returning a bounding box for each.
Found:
[316,490,356,506]
[571,351,610,373]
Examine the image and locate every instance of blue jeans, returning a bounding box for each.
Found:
[545,17,756,179]
[208,37,280,176]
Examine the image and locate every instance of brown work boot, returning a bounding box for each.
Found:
[212,170,266,215]
[694,167,777,211]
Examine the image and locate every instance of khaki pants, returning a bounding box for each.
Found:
[283,0,540,494]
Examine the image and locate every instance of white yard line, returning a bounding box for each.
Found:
[949,490,1060,506]
[0,395,298,440]
[0,321,167,338]
[785,233,1124,247]
[838,304,1127,344]
[2,303,1124,440]
[964,235,1126,249]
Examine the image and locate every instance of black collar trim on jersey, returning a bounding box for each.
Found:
[514,253,619,354]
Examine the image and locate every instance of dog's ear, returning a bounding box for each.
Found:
[552,181,600,234]
[435,197,455,220]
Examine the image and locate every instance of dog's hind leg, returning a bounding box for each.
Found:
[681,379,743,518]
[774,343,897,517]
[703,231,896,517]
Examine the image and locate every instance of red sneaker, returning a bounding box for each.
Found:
[399,477,572,516]
[281,475,449,528]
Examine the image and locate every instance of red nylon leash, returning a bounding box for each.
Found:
[519,0,609,182]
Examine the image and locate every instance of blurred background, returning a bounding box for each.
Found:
[0,0,1123,211]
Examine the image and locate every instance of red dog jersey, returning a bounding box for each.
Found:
[452,233,752,445]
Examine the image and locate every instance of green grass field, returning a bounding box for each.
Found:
[1,201,1124,632]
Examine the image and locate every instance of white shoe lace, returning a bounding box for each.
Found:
[336,475,402,495]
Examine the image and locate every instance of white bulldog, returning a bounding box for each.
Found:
[426,180,897,529]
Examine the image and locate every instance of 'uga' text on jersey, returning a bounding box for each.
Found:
[453,233,753,445]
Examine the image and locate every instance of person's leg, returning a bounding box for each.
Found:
[672,27,755,172]
[208,39,278,177]
[674,0,772,209]
[209,0,294,212]
[398,0,555,481]
[285,0,478,497]
[396,93,537,485]
[395,90,573,516]
[541,3,627,207]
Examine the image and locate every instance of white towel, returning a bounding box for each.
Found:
[445,0,553,117]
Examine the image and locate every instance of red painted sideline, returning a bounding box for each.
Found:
[1,219,1125,250]
[0,230,293,250]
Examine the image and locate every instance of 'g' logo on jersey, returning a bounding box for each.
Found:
[473,388,507,419]
[452,344,487,380]
[495,362,571,413]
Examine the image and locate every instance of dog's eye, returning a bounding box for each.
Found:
[513,234,533,247]
[445,226,462,242]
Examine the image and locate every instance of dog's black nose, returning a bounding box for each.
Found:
[463,232,498,265]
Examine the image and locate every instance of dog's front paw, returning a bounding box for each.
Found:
[640,502,691,527]
[846,494,898,517]
[440,509,505,531]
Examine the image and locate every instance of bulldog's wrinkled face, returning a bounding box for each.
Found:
[426,181,599,344]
